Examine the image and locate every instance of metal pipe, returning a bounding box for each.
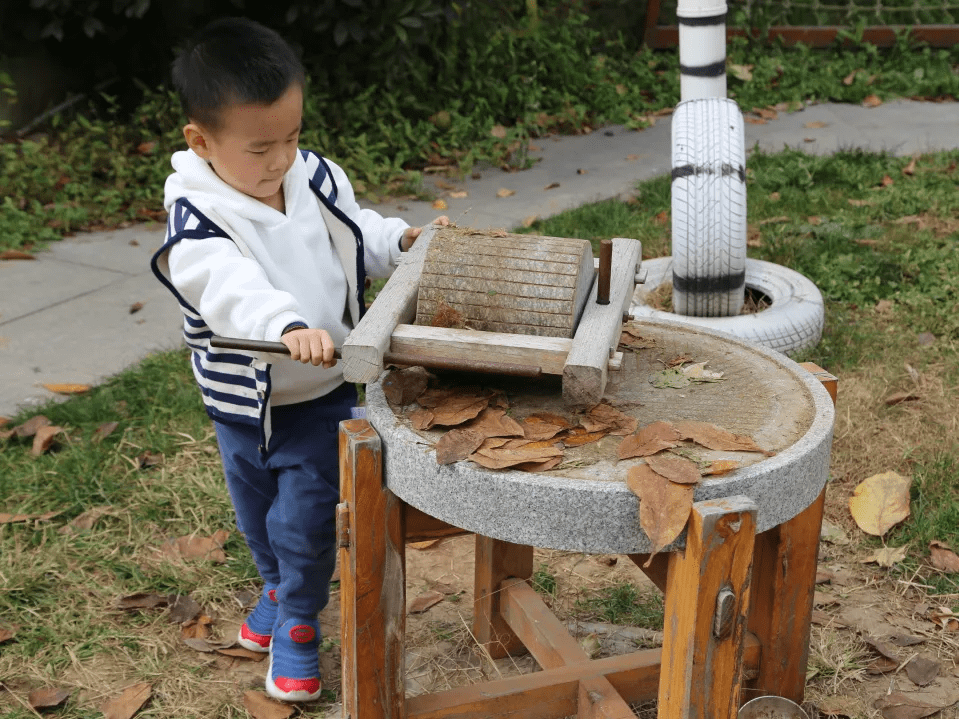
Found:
[677,0,727,100]
[209,336,543,378]
[597,239,612,305]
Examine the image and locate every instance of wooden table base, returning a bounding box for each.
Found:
[337,364,836,719]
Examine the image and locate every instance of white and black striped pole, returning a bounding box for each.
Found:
[678,0,728,100]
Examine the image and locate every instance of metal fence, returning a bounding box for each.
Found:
[644,0,959,47]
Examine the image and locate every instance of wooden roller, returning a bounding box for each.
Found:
[416,229,595,338]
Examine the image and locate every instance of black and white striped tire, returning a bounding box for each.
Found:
[631,257,825,356]
[671,97,747,317]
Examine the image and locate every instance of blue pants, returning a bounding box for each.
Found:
[214,383,357,620]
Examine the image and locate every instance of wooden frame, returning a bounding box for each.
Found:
[338,364,838,718]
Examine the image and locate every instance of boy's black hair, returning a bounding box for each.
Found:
[172,17,305,129]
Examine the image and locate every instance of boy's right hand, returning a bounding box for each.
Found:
[281,328,337,368]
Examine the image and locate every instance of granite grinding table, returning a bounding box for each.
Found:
[337,317,837,719]
[365,317,834,554]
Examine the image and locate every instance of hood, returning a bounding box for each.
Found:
[163,149,305,227]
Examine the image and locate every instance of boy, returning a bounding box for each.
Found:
[151,17,447,702]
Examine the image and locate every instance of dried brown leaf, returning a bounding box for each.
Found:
[674,420,769,454]
[862,94,883,108]
[183,637,218,653]
[0,625,15,643]
[243,691,295,719]
[382,366,430,406]
[469,442,563,469]
[645,454,701,485]
[216,646,267,661]
[619,326,656,351]
[409,407,434,430]
[804,120,829,129]
[29,687,71,709]
[168,594,203,624]
[162,529,229,563]
[702,460,740,476]
[873,691,943,719]
[408,590,445,614]
[618,421,681,459]
[469,407,524,438]
[905,655,940,687]
[903,157,918,176]
[886,391,920,406]
[180,614,213,639]
[100,682,152,719]
[435,428,486,465]
[116,593,171,611]
[929,540,959,572]
[11,414,51,439]
[92,421,119,443]
[889,634,924,647]
[432,199,448,210]
[581,403,637,436]
[514,457,562,473]
[626,464,694,560]
[562,427,607,447]
[41,383,91,395]
[862,545,908,567]
[0,510,61,525]
[496,188,515,198]
[129,301,144,314]
[519,416,567,441]
[864,635,902,662]
[59,506,112,534]
[136,451,162,469]
[849,471,911,536]
[31,425,63,455]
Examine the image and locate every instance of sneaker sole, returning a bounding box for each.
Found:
[265,654,323,703]
[237,628,271,653]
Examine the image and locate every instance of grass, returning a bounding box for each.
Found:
[3,146,959,714]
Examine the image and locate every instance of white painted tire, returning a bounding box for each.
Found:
[671,97,747,317]
[631,257,825,355]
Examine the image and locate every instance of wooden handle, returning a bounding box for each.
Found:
[210,336,541,378]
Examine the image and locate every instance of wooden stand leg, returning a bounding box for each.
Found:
[745,488,825,705]
[659,496,757,719]
[474,535,534,658]
[742,362,837,704]
[339,419,406,719]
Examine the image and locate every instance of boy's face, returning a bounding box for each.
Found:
[183,84,303,207]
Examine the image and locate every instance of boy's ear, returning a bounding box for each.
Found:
[183,123,212,159]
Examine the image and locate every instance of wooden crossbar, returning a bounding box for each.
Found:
[501,579,636,717]
[406,634,762,719]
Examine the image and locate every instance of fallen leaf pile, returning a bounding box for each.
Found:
[617,420,770,562]
[385,369,639,471]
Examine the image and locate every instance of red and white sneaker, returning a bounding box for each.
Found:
[237,586,277,653]
[265,618,322,703]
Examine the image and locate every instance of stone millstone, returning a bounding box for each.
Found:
[365,317,835,554]
[416,227,594,338]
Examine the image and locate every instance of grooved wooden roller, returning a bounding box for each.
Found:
[416,229,595,338]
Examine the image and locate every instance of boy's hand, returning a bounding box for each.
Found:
[401,215,450,251]
[281,328,337,368]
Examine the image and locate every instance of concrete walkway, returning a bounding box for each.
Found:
[1,99,956,418]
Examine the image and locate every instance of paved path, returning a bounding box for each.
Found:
[1,99,956,418]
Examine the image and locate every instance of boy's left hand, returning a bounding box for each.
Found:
[401,215,450,251]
